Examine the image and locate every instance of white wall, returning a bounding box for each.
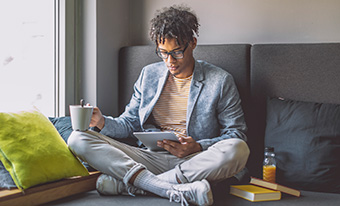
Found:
[80,0,97,110]
[90,0,340,116]
[96,0,130,116]
[80,0,129,116]
[130,0,340,45]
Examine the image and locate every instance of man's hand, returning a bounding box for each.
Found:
[87,104,105,130]
[157,136,202,158]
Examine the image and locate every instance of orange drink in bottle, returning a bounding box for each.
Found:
[263,147,276,182]
[263,165,276,182]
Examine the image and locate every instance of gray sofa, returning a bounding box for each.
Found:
[45,43,340,205]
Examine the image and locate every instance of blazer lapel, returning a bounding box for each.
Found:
[187,61,204,131]
[142,67,169,125]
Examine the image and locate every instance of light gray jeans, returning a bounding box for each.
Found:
[68,130,250,185]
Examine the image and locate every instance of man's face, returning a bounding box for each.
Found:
[157,38,196,78]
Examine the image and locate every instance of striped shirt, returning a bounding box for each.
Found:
[152,74,192,137]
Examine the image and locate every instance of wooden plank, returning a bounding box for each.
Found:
[0,171,101,206]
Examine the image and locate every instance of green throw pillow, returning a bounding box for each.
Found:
[0,110,89,190]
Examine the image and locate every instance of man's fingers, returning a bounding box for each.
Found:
[163,143,181,155]
[157,140,164,148]
[179,136,194,143]
[163,139,180,147]
[163,143,174,152]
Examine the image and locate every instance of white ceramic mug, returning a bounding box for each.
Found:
[69,105,93,131]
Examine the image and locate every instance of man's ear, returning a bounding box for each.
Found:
[190,37,197,50]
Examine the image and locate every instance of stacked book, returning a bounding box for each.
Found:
[229,177,300,202]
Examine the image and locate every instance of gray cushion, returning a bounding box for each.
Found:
[49,116,73,142]
[265,97,340,193]
[0,161,16,189]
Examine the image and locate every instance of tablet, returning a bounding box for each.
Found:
[133,132,179,151]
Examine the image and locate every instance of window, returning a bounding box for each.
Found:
[0,0,55,116]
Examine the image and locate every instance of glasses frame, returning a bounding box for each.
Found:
[156,43,189,60]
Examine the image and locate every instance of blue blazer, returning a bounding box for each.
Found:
[100,60,247,150]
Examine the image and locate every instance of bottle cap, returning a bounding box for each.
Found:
[265,146,274,152]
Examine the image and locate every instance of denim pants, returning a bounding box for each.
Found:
[68,130,249,185]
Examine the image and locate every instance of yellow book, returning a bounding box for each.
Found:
[250,177,301,197]
[230,185,281,202]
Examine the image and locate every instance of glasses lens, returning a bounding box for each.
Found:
[171,51,184,59]
[157,50,168,59]
[156,47,186,59]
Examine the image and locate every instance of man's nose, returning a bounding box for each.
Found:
[166,54,176,63]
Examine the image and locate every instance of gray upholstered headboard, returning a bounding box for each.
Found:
[118,43,340,177]
[248,43,340,175]
[251,43,340,105]
[250,43,340,138]
[118,44,251,115]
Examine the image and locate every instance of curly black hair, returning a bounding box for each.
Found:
[150,5,200,46]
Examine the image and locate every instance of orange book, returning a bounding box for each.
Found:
[230,185,281,202]
[250,177,301,197]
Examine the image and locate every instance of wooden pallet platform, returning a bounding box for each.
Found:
[0,171,101,206]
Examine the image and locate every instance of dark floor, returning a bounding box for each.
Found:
[43,179,340,206]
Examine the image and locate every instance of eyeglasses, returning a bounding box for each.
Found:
[156,43,189,60]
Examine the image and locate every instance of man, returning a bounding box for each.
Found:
[68,5,249,206]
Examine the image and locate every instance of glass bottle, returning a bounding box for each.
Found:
[263,146,276,182]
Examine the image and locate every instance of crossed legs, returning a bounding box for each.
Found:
[67,130,249,205]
